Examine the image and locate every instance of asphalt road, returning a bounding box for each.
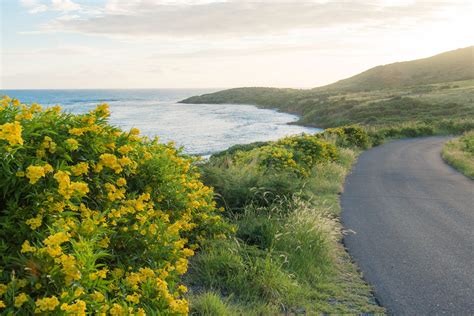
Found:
[341,137,474,315]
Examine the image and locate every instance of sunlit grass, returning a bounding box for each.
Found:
[442,131,474,179]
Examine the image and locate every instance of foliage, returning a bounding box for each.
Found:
[442,131,474,179]
[189,292,233,316]
[0,96,229,314]
[200,134,338,212]
[187,146,384,314]
[323,125,370,149]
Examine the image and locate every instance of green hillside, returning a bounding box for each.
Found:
[323,46,474,91]
[181,47,474,128]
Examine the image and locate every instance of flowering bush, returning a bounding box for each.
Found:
[0,96,228,314]
[235,134,338,177]
[323,125,370,149]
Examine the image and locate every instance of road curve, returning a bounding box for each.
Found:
[341,137,474,315]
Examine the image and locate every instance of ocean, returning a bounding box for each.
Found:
[0,89,321,155]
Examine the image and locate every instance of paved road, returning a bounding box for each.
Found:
[341,137,474,315]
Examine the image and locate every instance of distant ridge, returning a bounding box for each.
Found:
[181,46,474,128]
[321,46,474,91]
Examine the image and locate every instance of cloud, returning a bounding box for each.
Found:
[44,0,460,38]
[20,0,48,13]
[20,0,81,14]
[51,0,81,12]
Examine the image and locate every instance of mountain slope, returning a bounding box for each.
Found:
[322,46,474,91]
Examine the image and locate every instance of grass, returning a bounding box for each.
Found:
[442,131,474,179]
[185,140,385,314]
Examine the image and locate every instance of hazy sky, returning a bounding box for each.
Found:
[1,0,473,89]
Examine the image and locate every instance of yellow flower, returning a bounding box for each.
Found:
[118,145,133,155]
[99,154,123,173]
[90,268,108,280]
[0,284,7,296]
[14,293,28,308]
[69,127,85,136]
[91,291,105,302]
[25,165,46,184]
[116,177,127,187]
[25,214,43,229]
[71,162,89,176]
[44,232,70,247]
[93,103,110,118]
[65,138,79,151]
[21,240,36,253]
[58,254,81,283]
[177,285,188,293]
[0,121,23,146]
[130,127,140,135]
[60,300,86,315]
[109,303,124,316]
[126,292,141,304]
[169,299,188,314]
[35,296,59,312]
[0,300,5,309]
[175,258,188,274]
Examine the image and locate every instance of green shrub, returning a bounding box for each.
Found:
[461,132,474,154]
[442,132,474,179]
[188,239,298,308]
[0,97,228,314]
[189,292,233,316]
[323,125,370,149]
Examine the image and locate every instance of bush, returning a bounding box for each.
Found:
[201,134,338,211]
[0,97,228,314]
[323,125,370,149]
[189,292,233,316]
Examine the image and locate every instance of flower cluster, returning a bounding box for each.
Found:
[0,96,229,314]
[235,133,338,177]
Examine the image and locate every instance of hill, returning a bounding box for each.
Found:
[322,46,474,91]
[181,47,474,128]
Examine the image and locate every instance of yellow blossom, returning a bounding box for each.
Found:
[91,291,105,302]
[21,240,36,253]
[71,162,89,176]
[14,293,28,308]
[35,296,59,312]
[65,138,79,151]
[26,165,47,184]
[109,303,124,316]
[0,284,7,296]
[118,145,133,155]
[169,299,188,314]
[0,300,5,309]
[26,214,43,229]
[0,121,23,146]
[116,177,127,186]
[60,300,86,315]
[126,292,141,304]
[69,127,85,136]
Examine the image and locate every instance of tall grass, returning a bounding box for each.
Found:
[442,131,474,179]
[185,134,384,314]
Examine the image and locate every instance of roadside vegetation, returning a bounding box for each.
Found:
[442,131,474,179]
[0,97,229,314]
[185,127,385,315]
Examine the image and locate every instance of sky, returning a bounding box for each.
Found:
[0,0,473,89]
